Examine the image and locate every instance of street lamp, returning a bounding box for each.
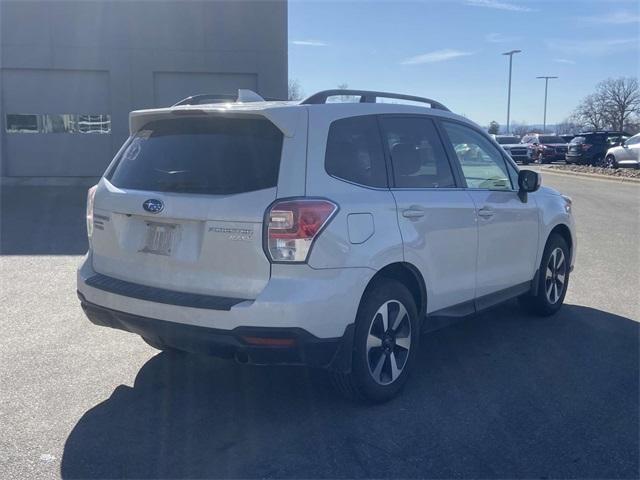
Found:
[502,49,521,134]
[536,76,558,133]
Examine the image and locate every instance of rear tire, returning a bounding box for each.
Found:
[331,279,419,403]
[605,154,617,169]
[519,234,570,316]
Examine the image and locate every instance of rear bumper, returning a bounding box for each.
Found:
[78,253,371,339]
[79,292,354,370]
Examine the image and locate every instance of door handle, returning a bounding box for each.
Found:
[402,208,425,219]
[478,207,495,218]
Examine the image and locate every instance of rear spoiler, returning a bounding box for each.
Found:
[128,106,303,138]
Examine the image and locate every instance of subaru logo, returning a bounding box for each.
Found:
[142,199,164,214]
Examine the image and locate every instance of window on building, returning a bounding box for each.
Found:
[5,114,111,134]
[5,114,39,133]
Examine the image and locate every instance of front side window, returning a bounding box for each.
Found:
[625,134,640,145]
[381,116,455,188]
[441,121,512,190]
[325,115,387,187]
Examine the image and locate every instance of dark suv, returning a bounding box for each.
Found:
[521,134,569,163]
[565,131,630,166]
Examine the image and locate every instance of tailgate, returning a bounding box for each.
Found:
[90,114,284,300]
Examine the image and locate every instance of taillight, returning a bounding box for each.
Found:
[86,185,97,241]
[265,198,338,263]
[581,144,592,151]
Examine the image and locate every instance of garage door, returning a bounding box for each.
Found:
[2,68,111,176]
[153,72,258,107]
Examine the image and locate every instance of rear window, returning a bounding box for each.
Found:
[107,116,283,195]
[325,115,388,188]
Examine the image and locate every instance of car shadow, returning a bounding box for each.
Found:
[61,302,639,479]
[1,186,89,255]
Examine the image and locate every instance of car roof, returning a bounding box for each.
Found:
[129,91,474,137]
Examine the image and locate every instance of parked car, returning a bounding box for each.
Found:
[77,89,576,402]
[521,134,569,163]
[491,134,531,164]
[605,133,640,168]
[565,131,631,166]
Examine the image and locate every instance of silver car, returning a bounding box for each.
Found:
[78,89,576,402]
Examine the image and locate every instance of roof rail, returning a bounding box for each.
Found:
[172,89,278,107]
[300,89,450,111]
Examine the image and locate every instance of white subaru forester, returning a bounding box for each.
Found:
[78,89,576,402]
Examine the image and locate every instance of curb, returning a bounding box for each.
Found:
[538,167,640,184]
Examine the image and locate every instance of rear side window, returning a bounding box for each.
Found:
[107,116,283,195]
[381,116,455,188]
[325,116,388,188]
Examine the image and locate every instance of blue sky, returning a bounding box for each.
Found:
[288,0,640,126]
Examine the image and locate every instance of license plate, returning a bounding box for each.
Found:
[141,222,177,256]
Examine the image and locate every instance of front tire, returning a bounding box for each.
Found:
[519,234,570,316]
[332,279,419,403]
[605,154,617,169]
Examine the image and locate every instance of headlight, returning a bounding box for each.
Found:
[561,194,572,214]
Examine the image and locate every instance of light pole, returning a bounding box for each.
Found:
[502,49,521,134]
[536,76,558,133]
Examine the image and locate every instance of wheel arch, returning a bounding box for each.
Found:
[363,262,427,320]
[548,223,573,258]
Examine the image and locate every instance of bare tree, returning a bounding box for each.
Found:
[572,77,639,132]
[598,77,639,132]
[574,93,610,131]
[556,117,584,135]
[512,123,529,137]
[336,83,357,103]
[288,79,304,101]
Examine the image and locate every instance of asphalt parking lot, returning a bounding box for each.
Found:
[1,172,638,479]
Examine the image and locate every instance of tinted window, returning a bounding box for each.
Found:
[325,116,387,187]
[381,116,455,188]
[496,136,520,144]
[539,136,565,143]
[441,121,512,190]
[570,136,585,144]
[582,134,606,143]
[107,117,283,195]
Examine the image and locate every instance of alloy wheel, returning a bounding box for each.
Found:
[545,247,567,304]
[366,300,412,385]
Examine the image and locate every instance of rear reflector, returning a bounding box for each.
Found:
[241,336,296,347]
[265,198,337,263]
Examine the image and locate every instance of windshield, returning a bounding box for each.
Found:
[539,136,565,143]
[496,136,520,144]
[107,116,283,195]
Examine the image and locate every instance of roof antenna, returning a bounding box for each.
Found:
[237,89,265,103]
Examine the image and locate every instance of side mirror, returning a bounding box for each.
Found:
[518,169,541,193]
